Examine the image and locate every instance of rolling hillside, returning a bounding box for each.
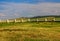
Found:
[0,15,60,41]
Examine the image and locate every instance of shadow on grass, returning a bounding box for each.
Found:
[24,38,49,41]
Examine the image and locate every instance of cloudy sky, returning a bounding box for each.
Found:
[0,0,60,19]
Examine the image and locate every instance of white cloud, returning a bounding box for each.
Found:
[0,2,60,19]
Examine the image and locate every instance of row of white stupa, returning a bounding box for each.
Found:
[0,18,55,23]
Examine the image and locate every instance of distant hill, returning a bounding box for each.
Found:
[10,15,60,20]
[30,15,60,18]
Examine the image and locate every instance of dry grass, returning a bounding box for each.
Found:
[0,22,60,41]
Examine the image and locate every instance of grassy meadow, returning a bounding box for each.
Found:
[0,22,60,41]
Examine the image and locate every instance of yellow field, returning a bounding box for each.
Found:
[0,22,60,41]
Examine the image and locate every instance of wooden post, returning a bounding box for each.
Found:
[45,18,47,21]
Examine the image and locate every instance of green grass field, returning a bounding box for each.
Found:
[0,22,60,41]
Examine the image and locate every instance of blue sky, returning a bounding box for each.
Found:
[0,0,60,3]
[0,0,60,19]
